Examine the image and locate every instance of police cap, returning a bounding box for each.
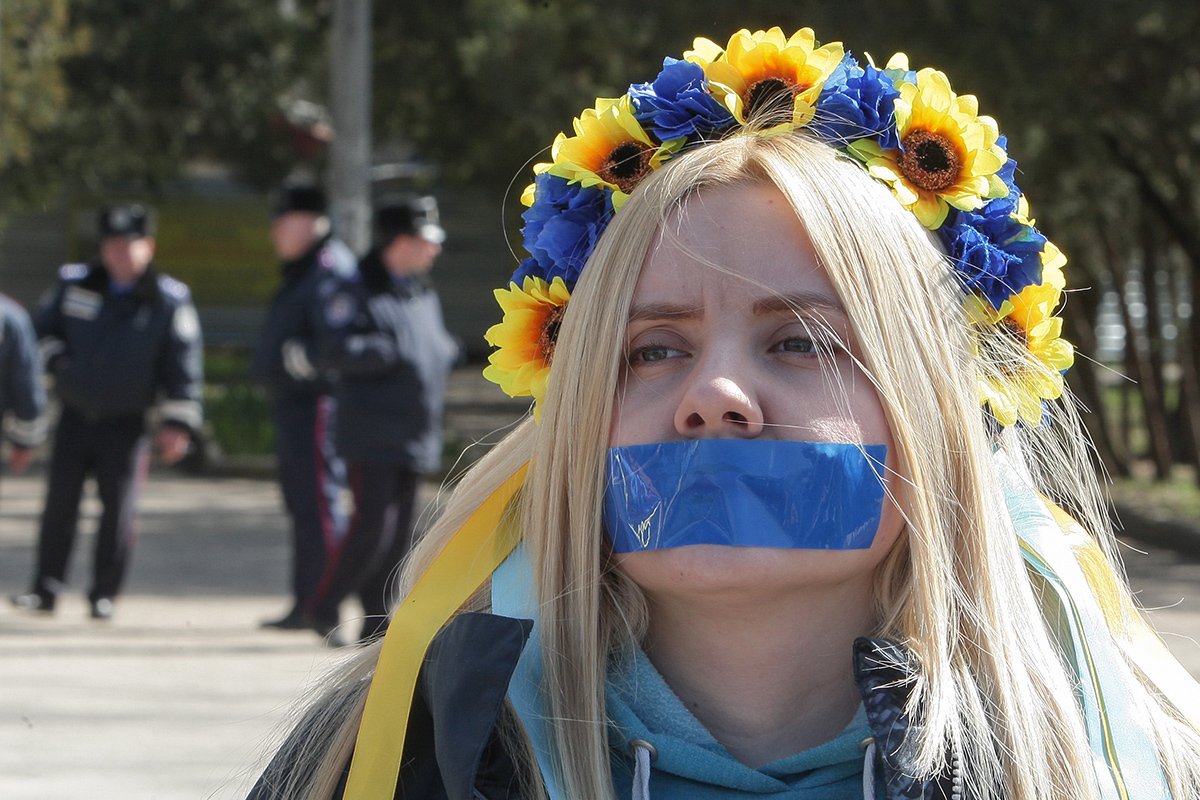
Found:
[98,204,154,239]
[376,194,445,246]
[271,183,327,219]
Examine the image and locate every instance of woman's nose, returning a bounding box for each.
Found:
[673,372,765,438]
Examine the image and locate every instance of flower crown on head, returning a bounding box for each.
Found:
[482,26,1074,428]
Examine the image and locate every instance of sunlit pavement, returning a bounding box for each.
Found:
[1,465,1198,799]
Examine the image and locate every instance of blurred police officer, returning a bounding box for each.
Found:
[251,182,352,630]
[308,195,458,645]
[11,204,203,619]
[0,293,47,476]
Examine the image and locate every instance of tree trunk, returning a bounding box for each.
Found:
[1179,253,1200,485]
[1062,268,1127,476]
[1103,225,1173,478]
[1139,219,1176,476]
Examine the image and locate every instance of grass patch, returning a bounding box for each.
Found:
[201,346,274,457]
[1109,465,1200,525]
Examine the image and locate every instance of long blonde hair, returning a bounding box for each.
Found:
[272,131,1200,800]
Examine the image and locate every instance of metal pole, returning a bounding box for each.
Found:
[329,0,372,254]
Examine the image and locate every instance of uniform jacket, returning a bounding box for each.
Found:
[318,249,459,471]
[34,263,203,430]
[0,293,47,448]
[251,235,356,401]
[249,613,962,800]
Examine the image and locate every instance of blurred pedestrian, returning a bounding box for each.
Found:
[251,182,352,631]
[0,293,47,477]
[10,204,203,619]
[307,196,458,645]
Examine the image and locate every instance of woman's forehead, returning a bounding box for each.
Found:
[636,183,831,306]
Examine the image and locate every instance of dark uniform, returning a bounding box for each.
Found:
[252,186,353,628]
[308,197,457,642]
[17,205,203,616]
[0,293,47,461]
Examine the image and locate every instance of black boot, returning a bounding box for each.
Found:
[260,604,307,630]
[10,591,56,614]
[89,597,114,620]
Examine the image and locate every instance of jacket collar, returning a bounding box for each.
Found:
[280,235,331,282]
[394,609,961,800]
[854,636,961,799]
[80,261,160,302]
[359,247,427,298]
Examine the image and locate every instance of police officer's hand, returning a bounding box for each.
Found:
[8,446,33,475]
[155,427,190,466]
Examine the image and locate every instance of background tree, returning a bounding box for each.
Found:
[0,0,322,204]
[0,1,81,193]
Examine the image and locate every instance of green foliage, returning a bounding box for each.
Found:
[0,0,323,205]
[1111,471,1200,524]
[202,348,274,456]
[0,1,82,172]
[205,381,275,456]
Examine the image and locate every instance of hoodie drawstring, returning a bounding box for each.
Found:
[629,734,881,799]
[629,739,657,800]
[861,737,877,799]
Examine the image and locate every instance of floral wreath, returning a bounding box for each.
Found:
[482,26,1074,428]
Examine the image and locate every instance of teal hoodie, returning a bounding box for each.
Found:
[605,647,878,799]
[493,544,879,799]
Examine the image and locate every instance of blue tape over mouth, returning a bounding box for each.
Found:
[603,439,888,553]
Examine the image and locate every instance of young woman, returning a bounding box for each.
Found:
[251,26,1200,800]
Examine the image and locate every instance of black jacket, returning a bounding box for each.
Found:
[318,250,458,471]
[34,263,203,430]
[250,614,962,800]
[0,293,46,448]
[251,235,356,401]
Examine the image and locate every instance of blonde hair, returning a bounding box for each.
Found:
[267,131,1200,800]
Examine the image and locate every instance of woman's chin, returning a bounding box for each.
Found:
[614,544,885,599]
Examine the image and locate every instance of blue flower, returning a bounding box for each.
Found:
[509,257,543,287]
[811,54,901,148]
[515,173,615,286]
[939,134,1044,309]
[629,58,736,143]
[983,135,1019,213]
[941,211,1046,311]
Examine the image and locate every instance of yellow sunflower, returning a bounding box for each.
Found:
[685,27,843,129]
[483,276,572,415]
[973,242,1074,427]
[533,96,681,210]
[849,65,1008,229]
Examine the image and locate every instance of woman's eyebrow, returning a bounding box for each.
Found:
[752,292,846,317]
[627,302,702,323]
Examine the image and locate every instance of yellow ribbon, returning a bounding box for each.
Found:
[1047,503,1200,730]
[344,463,528,799]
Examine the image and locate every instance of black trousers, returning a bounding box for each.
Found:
[309,462,419,639]
[272,393,347,609]
[33,408,149,601]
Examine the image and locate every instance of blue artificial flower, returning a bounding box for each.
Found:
[941,210,1046,311]
[939,141,1043,310]
[630,57,737,143]
[811,54,901,149]
[515,173,615,286]
[984,135,1019,213]
[509,256,543,287]
[880,61,917,93]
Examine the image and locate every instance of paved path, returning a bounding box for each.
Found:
[2,466,1199,799]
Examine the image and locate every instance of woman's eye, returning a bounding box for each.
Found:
[775,337,817,355]
[628,344,684,364]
